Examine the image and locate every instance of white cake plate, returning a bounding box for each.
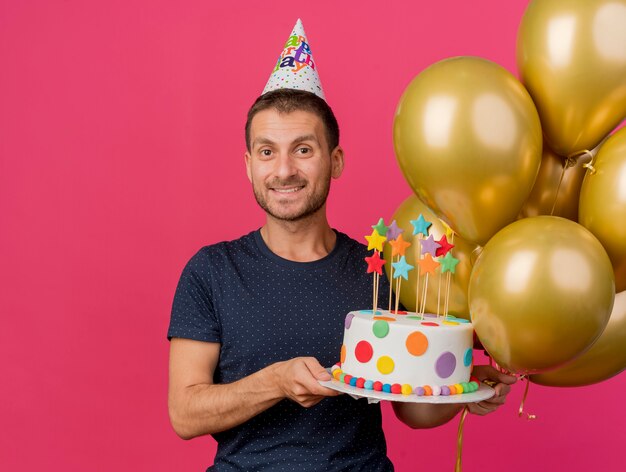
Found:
[318,371,495,404]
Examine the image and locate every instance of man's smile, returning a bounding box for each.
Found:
[270,186,305,194]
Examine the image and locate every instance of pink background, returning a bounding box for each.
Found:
[2,0,624,470]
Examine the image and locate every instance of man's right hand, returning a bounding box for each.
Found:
[169,340,341,439]
[272,357,341,408]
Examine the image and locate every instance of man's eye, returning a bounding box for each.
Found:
[260,149,272,157]
[296,147,310,155]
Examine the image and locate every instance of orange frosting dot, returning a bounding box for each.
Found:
[423,385,433,396]
[340,344,346,364]
[372,316,396,321]
[406,331,428,356]
[333,369,342,380]
[449,385,457,395]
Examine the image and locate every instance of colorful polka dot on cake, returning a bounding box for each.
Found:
[354,341,373,363]
[376,356,395,375]
[372,320,389,338]
[406,331,428,356]
[463,348,473,367]
[435,351,456,378]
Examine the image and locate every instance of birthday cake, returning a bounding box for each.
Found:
[332,216,479,397]
[333,309,477,396]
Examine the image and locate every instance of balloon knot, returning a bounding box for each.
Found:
[582,162,597,175]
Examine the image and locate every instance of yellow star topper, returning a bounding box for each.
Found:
[365,229,387,252]
[442,221,455,239]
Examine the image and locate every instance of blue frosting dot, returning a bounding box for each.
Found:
[364,380,374,390]
[349,377,358,387]
[463,348,473,367]
[382,384,392,393]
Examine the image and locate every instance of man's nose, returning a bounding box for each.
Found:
[274,152,297,179]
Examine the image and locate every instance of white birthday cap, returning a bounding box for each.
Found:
[262,19,325,100]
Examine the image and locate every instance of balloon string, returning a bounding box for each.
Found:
[551,149,591,215]
[518,376,537,420]
[550,161,569,216]
[455,406,469,472]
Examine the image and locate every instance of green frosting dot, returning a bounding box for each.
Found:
[372,320,390,338]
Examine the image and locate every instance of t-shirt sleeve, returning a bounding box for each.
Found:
[167,248,221,343]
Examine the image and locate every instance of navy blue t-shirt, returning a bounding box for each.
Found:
[168,229,394,471]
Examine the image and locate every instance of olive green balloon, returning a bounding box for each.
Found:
[394,56,542,246]
[383,195,479,319]
[531,291,626,387]
[579,126,626,292]
[518,0,626,157]
[469,216,615,374]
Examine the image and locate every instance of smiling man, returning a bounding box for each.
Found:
[167,20,515,472]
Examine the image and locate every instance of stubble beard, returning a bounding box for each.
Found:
[252,175,331,222]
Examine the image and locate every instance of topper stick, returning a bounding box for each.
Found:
[415,236,422,314]
[394,276,401,313]
[437,269,443,317]
[444,271,452,317]
[443,232,456,318]
[395,275,402,314]
[374,272,379,313]
[420,273,430,315]
[372,272,376,311]
[388,255,397,311]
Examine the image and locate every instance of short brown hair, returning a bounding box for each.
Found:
[245,89,340,153]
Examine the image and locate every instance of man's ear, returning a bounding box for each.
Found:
[244,152,252,183]
[331,146,344,179]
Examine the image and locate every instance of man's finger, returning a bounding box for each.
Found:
[303,357,331,381]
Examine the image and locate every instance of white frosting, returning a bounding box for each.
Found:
[341,310,473,388]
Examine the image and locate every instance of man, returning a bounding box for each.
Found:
[168,20,515,471]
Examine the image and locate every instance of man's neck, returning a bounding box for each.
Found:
[260,211,336,263]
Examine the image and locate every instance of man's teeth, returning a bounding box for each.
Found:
[274,187,303,193]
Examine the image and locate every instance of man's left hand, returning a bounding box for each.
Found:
[467,365,517,416]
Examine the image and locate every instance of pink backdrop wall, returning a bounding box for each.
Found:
[2,1,624,470]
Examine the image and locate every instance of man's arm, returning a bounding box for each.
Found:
[168,338,340,439]
[392,365,517,429]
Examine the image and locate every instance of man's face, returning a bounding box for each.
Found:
[245,109,344,222]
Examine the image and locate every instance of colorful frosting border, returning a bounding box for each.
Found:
[331,363,479,396]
